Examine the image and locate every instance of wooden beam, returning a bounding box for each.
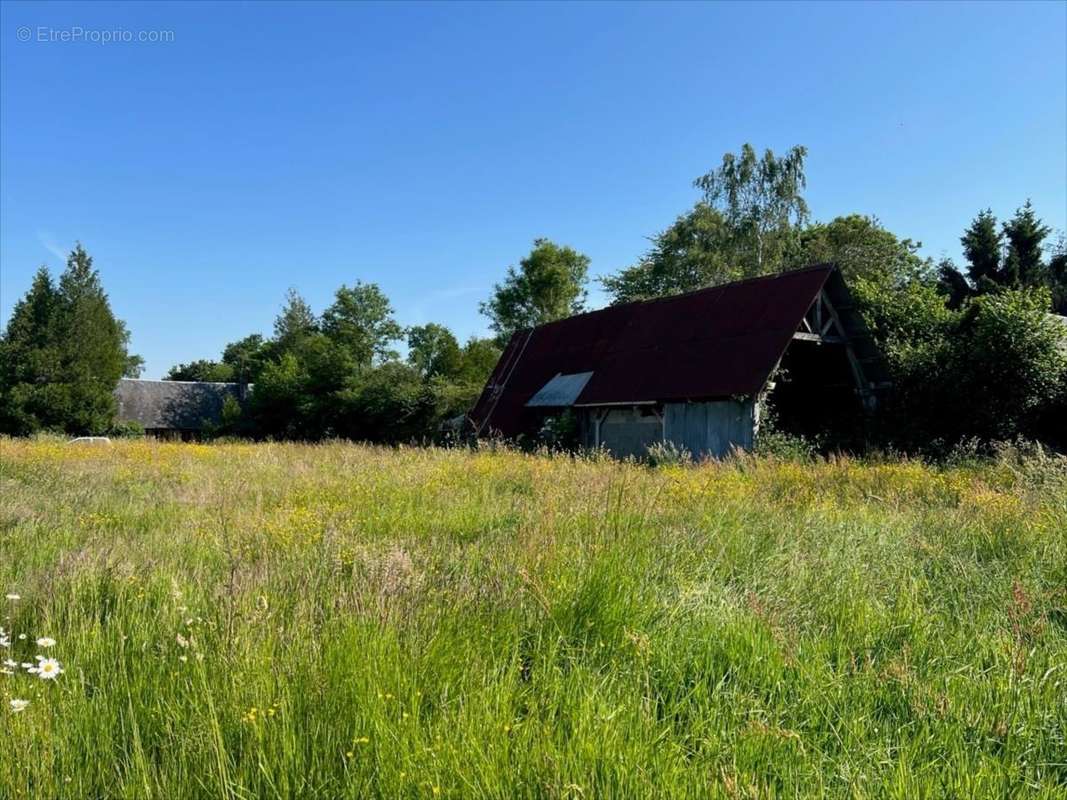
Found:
[819,290,872,401]
[792,331,843,344]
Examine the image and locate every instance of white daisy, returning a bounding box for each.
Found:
[30,657,63,680]
[4,594,19,601]
[9,698,29,713]
[2,659,15,668]
[36,637,56,648]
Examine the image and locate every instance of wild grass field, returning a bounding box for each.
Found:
[0,439,1065,799]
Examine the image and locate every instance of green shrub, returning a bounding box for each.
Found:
[645,440,693,466]
[106,419,145,438]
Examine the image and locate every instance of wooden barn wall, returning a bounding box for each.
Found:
[578,407,663,459]
[578,399,757,459]
[663,400,756,459]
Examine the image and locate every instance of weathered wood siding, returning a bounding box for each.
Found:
[578,399,757,460]
[663,400,756,459]
[579,407,663,459]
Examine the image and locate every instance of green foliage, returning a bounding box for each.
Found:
[164,359,235,382]
[247,352,306,438]
[536,409,580,450]
[604,210,933,307]
[336,361,432,443]
[796,214,931,288]
[601,203,740,303]
[202,393,249,439]
[249,334,356,439]
[201,276,493,444]
[1047,236,1067,314]
[606,146,867,305]
[407,323,463,379]
[0,245,140,435]
[858,279,1065,452]
[600,145,1064,453]
[321,282,404,367]
[939,203,1059,306]
[694,143,809,274]
[956,287,1065,441]
[123,347,145,379]
[107,419,145,438]
[936,257,973,309]
[456,336,501,386]
[961,208,1003,288]
[221,334,272,383]
[481,238,589,341]
[272,288,318,352]
[645,439,693,466]
[1002,200,1051,288]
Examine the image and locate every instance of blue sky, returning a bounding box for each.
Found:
[2,1,1065,378]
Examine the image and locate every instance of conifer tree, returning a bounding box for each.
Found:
[0,267,62,433]
[54,244,130,433]
[1002,200,1051,287]
[0,245,138,435]
[960,209,1002,291]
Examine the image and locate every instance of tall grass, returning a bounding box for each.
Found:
[0,439,1064,798]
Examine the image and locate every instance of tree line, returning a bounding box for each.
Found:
[2,144,1065,453]
[171,283,502,442]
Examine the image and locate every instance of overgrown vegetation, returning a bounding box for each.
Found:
[3,146,1064,454]
[0,440,1064,798]
[600,145,1066,455]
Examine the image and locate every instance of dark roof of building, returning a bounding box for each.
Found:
[115,379,244,430]
[471,265,886,436]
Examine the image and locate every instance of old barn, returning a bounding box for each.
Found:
[115,379,248,440]
[470,265,889,459]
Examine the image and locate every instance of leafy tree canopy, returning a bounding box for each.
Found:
[407,323,463,380]
[165,359,235,382]
[321,282,404,367]
[481,239,589,342]
[222,334,271,383]
[457,337,501,386]
[694,143,808,275]
[601,203,738,304]
[796,215,932,289]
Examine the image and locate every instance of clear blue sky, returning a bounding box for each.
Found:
[2,1,1065,378]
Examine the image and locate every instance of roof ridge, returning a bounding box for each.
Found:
[529,263,835,332]
[120,378,244,387]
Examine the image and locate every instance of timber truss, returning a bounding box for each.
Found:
[792,289,878,410]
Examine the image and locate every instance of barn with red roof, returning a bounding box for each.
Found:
[469,265,889,458]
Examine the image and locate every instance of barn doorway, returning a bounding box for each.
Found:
[768,339,866,448]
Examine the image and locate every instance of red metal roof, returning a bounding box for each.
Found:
[471,265,836,437]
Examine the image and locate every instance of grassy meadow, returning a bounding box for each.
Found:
[0,438,1065,799]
